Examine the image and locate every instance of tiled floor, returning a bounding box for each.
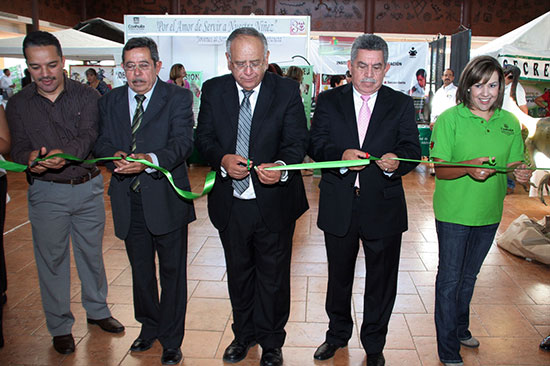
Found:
[0,164,549,365]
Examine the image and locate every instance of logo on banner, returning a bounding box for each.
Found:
[409,47,418,57]
[128,17,145,31]
[290,20,306,35]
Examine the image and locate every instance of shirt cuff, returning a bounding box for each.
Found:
[274,160,288,182]
[145,153,158,174]
[220,165,228,178]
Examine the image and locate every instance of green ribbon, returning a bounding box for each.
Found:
[264,156,541,172]
[7,153,216,201]
[2,153,548,201]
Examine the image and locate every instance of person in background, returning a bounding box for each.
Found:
[285,66,304,84]
[345,70,352,84]
[0,69,15,100]
[6,31,124,355]
[502,64,529,194]
[329,74,345,88]
[267,63,283,76]
[502,64,528,115]
[167,63,190,89]
[94,37,195,366]
[85,68,110,95]
[409,68,426,97]
[309,34,420,366]
[21,68,32,88]
[429,56,531,366]
[0,105,10,349]
[431,68,458,124]
[196,27,308,366]
[534,88,550,117]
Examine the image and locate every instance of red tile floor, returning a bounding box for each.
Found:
[0,164,549,365]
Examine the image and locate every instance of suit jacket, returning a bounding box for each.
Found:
[309,84,420,239]
[195,72,309,233]
[94,79,196,239]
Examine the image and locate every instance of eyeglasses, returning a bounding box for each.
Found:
[231,60,264,71]
[123,62,152,72]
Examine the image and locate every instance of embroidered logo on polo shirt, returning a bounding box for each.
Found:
[500,124,514,136]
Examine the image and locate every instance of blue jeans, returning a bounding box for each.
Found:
[434,220,498,363]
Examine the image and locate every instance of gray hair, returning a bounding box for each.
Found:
[123,37,160,63]
[351,34,389,64]
[226,27,268,59]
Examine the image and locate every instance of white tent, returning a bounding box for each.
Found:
[471,11,550,60]
[0,28,123,62]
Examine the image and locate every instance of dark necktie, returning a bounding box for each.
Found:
[130,94,146,192]
[232,89,254,195]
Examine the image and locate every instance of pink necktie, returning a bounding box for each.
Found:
[355,95,371,188]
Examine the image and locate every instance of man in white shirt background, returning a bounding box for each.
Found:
[0,69,15,101]
[430,68,457,125]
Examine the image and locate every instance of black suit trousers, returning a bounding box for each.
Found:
[324,194,402,354]
[219,198,294,349]
[125,191,188,349]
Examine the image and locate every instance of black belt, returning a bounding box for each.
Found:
[39,169,100,185]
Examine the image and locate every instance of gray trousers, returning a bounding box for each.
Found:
[28,174,111,336]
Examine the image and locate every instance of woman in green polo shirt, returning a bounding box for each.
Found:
[429,56,532,366]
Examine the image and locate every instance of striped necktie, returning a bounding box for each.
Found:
[130,94,145,192]
[232,89,253,195]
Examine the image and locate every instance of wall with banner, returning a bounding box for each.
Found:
[500,55,550,118]
[122,15,310,125]
[310,37,429,122]
[123,15,310,82]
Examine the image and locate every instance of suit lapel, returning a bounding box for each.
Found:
[250,73,274,142]
[116,87,132,148]
[222,76,240,144]
[339,84,361,149]
[141,78,168,129]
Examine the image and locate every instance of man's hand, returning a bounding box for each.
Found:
[28,147,66,173]
[464,157,496,181]
[221,154,252,180]
[256,163,282,185]
[114,153,152,174]
[342,149,369,171]
[512,163,533,184]
[28,147,47,174]
[375,152,399,173]
[39,148,66,170]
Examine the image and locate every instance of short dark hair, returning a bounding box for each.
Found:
[351,34,388,64]
[445,68,455,76]
[416,69,426,78]
[226,27,268,59]
[456,56,505,111]
[330,75,345,88]
[22,31,63,59]
[85,68,97,77]
[122,37,159,63]
[2,68,8,74]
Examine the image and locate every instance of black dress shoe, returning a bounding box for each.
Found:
[161,348,182,365]
[53,334,75,354]
[222,339,256,363]
[367,352,385,366]
[260,348,283,366]
[87,316,125,333]
[130,337,156,352]
[314,341,346,360]
[541,335,550,351]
